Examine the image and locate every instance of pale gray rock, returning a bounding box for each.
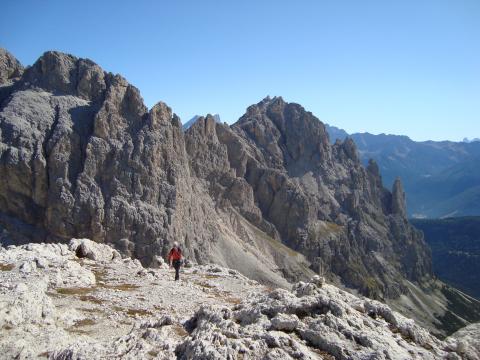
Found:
[177,277,471,360]
[311,275,325,287]
[152,255,169,269]
[0,48,24,85]
[0,49,478,338]
[445,323,480,360]
[0,240,477,360]
[0,239,266,359]
[270,313,300,331]
[69,238,121,262]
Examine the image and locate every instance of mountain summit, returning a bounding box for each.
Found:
[183,114,221,130]
[1,49,479,336]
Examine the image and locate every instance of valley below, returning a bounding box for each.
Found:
[412,217,480,300]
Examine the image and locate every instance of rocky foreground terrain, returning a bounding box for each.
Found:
[1,47,480,338]
[1,239,479,360]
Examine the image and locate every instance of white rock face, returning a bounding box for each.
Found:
[176,281,468,360]
[68,238,122,262]
[0,240,477,359]
[0,240,261,359]
[445,323,480,360]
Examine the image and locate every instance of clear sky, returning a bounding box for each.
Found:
[1,0,479,141]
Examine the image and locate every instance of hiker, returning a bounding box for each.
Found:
[168,241,182,281]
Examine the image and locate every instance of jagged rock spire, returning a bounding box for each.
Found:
[0,49,442,332]
[392,177,407,217]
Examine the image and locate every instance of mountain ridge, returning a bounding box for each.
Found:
[1,48,479,336]
[183,114,221,130]
[325,124,480,218]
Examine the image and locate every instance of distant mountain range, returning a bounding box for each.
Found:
[463,138,480,143]
[325,124,480,218]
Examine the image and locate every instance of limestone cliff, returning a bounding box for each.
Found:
[1,49,479,336]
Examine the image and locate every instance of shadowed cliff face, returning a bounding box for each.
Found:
[188,96,433,299]
[0,50,310,289]
[1,49,478,336]
[0,51,185,260]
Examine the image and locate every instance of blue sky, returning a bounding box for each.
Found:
[1,0,479,141]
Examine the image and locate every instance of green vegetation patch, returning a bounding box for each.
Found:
[203,274,221,279]
[172,324,189,338]
[126,308,153,317]
[74,318,96,327]
[102,283,140,291]
[0,263,14,271]
[66,318,96,335]
[412,217,480,299]
[77,307,104,314]
[56,287,96,296]
[79,295,104,304]
[112,305,153,317]
[437,285,480,336]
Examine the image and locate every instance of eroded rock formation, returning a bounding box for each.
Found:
[1,240,477,359]
[1,49,479,336]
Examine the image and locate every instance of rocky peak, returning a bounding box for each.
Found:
[1,49,479,337]
[235,96,331,174]
[182,113,221,130]
[0,48,24,85]
[20,50,108,103]
[340,137,360,163]
[392,177,407,217]
[148,101,180,129]
[244,95,281,116]
[189,114,220,139]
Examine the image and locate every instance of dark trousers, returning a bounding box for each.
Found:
[173,259,181,281]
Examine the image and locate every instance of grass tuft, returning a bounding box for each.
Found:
[56,287,96,295]
[126,308,153,317]
[102,283,140,291]
[172,324,189,338]
[0,263,14,271]
[79,295,104,304]
[74,318,96,327]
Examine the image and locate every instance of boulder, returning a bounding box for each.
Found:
[151,255,169,269]
[270,313,300,331]
[69,238,121,262]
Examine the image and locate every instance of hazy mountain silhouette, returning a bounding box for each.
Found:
[326,124,480,218]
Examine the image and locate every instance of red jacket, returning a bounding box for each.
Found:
[168,247,182,262]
